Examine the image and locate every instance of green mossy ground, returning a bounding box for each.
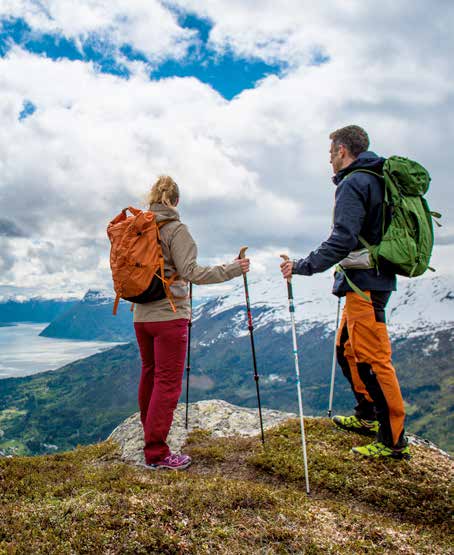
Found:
[1,418,452,554]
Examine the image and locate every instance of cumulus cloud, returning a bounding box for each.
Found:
[0,238,16,274]
[172,1,454,70]
[1,0,196,62]
[0,1,453,297]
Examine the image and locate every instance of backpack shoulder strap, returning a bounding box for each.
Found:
[344,169,390,236]
[157,219,174,229]
[343,169,384,181]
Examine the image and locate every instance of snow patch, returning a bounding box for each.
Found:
[82,289,114,305]
[422,337,440,356]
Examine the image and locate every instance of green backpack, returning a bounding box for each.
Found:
[339,156,441,298]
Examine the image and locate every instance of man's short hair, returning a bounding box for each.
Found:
[329,125,370,157]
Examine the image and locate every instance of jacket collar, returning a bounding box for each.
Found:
[332,151,384,185]
[148,203,180,223]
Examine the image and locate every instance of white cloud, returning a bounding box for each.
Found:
[0,1,453,297]
[0,0,196,62]
[172,1,454,72]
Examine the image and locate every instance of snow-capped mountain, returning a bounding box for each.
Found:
[194,273,454,339]
[9,273,454,452]
[81,289,117,305]
[38,273,454,343]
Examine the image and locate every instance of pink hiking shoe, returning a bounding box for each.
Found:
[144,453,192,471]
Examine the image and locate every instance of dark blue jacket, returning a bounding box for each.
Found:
[293,151,396,296]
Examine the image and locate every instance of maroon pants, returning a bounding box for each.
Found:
[134,319,189,464]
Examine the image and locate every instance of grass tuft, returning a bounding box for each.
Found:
[249,418,453,524]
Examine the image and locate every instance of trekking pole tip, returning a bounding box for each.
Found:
[239,246,248,259]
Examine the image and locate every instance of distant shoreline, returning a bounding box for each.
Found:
[0,323,124,379]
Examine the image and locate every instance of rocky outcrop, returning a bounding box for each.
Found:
[109,399,451,464]
[109,399,296,464]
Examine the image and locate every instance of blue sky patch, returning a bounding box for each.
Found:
[1,13,286,99]
[0,17,130,77]
[19,100,36,121]
[153,55,283,100]
[150,12,285,99]
[0,18,81,60]
[178,13,211,44]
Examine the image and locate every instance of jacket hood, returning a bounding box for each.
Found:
[148,203,181,223]
[333,151,386,185]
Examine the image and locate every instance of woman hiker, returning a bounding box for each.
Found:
[134,175,249,470]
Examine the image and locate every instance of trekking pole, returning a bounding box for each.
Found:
[280,254,310,495]
[185,282,193,430]
[327,296,342,418]
[239,246,265,445]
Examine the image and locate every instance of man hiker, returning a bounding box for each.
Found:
[280,125,410,460]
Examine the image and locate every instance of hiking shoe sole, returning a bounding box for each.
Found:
[138,461,192,471]
[351,442,411,460]
[149,461,192,470]
[138,455,192,471]
[351,449,411,461]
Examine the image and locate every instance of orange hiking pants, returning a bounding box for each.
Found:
[336,291,406,448]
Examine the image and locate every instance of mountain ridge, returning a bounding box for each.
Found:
[0,297,78,323]
[37,273,454,342]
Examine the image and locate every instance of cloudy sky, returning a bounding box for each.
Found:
[0,0,453,299]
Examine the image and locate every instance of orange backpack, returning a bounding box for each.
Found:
[107,206,178,315]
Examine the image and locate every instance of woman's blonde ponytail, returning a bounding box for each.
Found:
[148,176,180,208]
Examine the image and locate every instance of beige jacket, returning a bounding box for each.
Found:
[133,204,243,322]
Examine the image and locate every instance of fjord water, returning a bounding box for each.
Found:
[0,323,123,378]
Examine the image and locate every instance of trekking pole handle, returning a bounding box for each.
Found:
[239,246,253,325]
[280,254,293,281]
[280,254,294,299]
[238,246,248,259]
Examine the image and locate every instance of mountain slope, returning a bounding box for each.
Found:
[0,343,140,455]
[0,274,452,455]
[39,290,136,341]
[0,318,452,455]
[0,297,78,323]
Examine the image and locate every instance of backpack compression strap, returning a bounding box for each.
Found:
[113,293,121,316]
